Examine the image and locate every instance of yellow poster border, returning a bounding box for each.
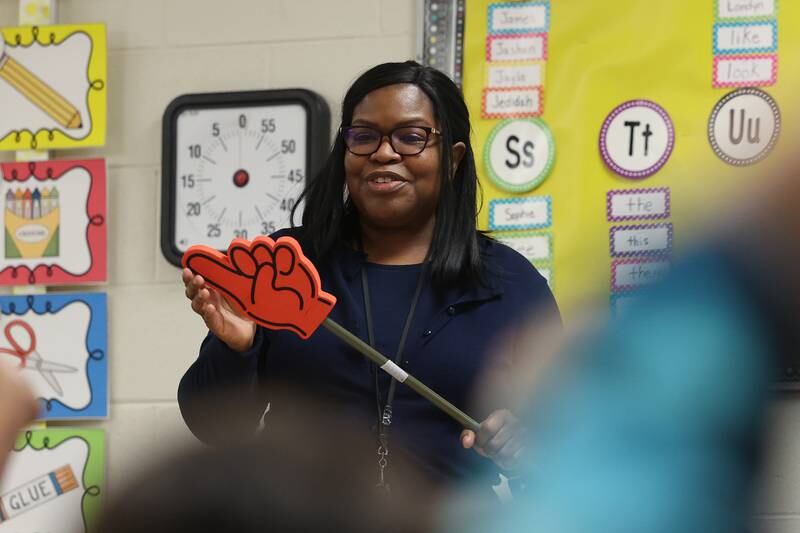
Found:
[0,23,107,151]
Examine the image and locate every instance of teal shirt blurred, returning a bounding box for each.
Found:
[449,250,775,533]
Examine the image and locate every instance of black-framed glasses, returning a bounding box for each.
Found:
[341,126,441,156]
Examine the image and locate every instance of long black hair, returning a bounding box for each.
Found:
[292,61,484,289]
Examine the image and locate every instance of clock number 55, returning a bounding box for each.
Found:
[262,118,276,133]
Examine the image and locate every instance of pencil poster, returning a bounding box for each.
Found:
[1,429,104,532]
[0,24,106,151]
[0,293,108,420]
[0,159,107,286]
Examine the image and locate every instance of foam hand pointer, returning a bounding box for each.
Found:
[182,236,336,339]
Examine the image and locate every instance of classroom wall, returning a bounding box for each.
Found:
[0,0,417,494]
[0,1,798,530]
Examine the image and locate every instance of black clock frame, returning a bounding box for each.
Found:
[160,88,331,267]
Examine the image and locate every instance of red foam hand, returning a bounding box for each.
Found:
[182,236,336,339]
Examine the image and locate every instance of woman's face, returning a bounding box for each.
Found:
[344,83,445,234]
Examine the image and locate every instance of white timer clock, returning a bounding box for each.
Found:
[160,89,330,266]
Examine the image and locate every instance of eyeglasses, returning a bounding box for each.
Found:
[341,125,441,156]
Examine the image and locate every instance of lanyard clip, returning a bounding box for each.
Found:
[381,405,393,426]
[376,445,390,493]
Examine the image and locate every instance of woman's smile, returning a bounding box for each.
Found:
[365,171,408,193]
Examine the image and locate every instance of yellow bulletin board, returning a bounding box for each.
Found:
[463,0,800,322]
[0,24,107,151]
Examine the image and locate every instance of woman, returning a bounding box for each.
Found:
[179,61,559,496]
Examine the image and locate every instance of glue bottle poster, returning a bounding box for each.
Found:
[0,159,106,286]
[1,429,104,533]
[0,293,108,420]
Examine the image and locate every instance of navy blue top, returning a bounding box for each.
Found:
[364,262,424,398]
[178,227,560,491]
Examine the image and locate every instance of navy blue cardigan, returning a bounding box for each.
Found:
[178,227,559,489]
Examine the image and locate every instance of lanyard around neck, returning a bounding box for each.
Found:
[361,264,426,440]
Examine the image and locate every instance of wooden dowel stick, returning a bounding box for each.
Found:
[322,318,480,432]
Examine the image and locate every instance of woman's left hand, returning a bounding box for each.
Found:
[460,409,526,472]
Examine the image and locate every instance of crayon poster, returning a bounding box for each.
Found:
[0,159,106,286]
[460,1,800,320]
[0,293,108,420]
[0,24,106,151]
[1,429,104,532]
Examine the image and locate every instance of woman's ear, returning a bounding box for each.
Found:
[451,142,466,177]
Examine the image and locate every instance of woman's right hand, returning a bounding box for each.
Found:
[182,268,256,352]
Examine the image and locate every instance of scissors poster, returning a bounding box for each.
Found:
[0,293,107,420]
[1,429,104,533]
[0,24,106,151]
[0,159,106,286]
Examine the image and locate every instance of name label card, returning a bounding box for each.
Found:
[714,21,777,55]
[497,232,552,262]
[486,63,544,88]
[611,259,671,292]
[607,188,670,221]
[713,54,777,87]
[716,0,776,20]
[610,223,673,257]
[486,34,547,62]
[488,2,549,34]
[489,196,552,231]
[482,87,543,119]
